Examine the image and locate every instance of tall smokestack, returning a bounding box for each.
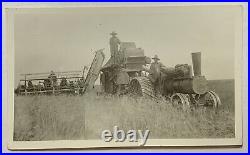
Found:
[191,52,201,76]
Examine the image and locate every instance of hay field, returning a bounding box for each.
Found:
[13,79,235,141]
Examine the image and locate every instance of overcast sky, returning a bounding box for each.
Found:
[14,5,242,86]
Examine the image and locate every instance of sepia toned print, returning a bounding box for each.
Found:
[6,3,245,149]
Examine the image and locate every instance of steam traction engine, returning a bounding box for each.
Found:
[129,52,221,109]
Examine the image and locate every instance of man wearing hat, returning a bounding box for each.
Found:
[143,54,167,96]
[109,31,121,64]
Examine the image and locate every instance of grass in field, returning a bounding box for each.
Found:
[14,79,235,141]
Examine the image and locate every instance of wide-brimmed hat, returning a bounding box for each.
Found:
[152,54,160,60]
[110,31,117,35]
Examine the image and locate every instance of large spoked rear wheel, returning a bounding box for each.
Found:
[202,91,221,108]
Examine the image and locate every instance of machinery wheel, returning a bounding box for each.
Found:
[171,93,190,111]
[129,77,156,99]
[129,78,143,96]
[190,94,201,105]
[202,91,221,108]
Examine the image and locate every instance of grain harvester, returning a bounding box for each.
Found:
[15,70,85,95]
[100,33,221,109]
[15,49,105,95]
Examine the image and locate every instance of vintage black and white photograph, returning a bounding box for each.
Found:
[4,3,246,150]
